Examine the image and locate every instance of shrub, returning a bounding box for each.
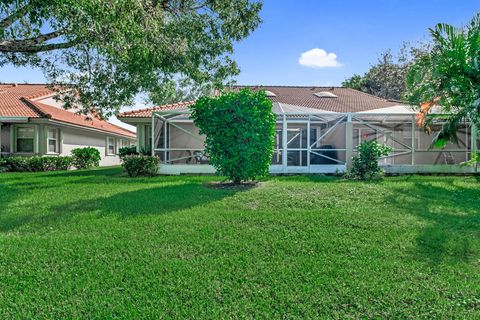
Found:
[346,141,392,180]
[71,147,101,169]
[190,89,276,184]
[42,156,73,171]
[119,146,138,159]
[121,155,159,177]
[0,158,7,173]
[139,147,152,156]
[2,156,73,172]
[3,156,28,172]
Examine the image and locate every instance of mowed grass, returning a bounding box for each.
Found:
[0,167,479,319]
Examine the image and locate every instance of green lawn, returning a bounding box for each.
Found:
[0,167,479,318]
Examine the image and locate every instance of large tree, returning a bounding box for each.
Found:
[342,43,429,100]
[405,13,480,147]
[0,0,262,117]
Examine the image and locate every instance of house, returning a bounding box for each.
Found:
[117,86,478,174]
[0,83,136,166]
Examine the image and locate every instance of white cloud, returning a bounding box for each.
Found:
[299,48,342,68]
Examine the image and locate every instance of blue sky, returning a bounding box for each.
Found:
[234,0,479,86]
[1,1,478,91]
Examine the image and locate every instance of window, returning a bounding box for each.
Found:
[121,139,130,148]
[145,125,152,150]
[16,126,35,153]
[47,128,59,153]
[107,137,115,155]
[116,139,130,154]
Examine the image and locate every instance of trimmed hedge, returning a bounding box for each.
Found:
[71,147,101,169]
[1,156,73,172]
[119,146,138,159]
[121,155,159,177]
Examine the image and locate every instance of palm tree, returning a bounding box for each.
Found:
[405,13,480,149]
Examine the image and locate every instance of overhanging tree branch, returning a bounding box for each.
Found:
[0,0,262,116]
[22,30,66,44]
[0,30,76,52]
[0,40,76,52]
[0,3,33,30]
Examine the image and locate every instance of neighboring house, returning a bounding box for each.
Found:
[118,86,478,174]
[0,83,135,166]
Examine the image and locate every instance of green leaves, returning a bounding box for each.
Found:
[190,89,276,183]
[71,147,101,169]
[121,155,159,177]
[1,156,73,172]
[405,13,480,147]
[346,141,392,180]
[342,43,429,101]
[0,0,263,117]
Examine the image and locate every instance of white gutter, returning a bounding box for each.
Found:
[116,117,151,124]
[0,116,29,123]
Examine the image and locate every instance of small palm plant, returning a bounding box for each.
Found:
[346,141,392,180]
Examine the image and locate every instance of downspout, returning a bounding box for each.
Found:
[135,124,142,153]
[471,122,478,173]
[282,113,287,174]
[151,114,155,157]
[345,113,353,171]
[0,122,2,157]
[411,115,416,165]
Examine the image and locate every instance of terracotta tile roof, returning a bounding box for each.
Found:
[28,100,136,138]
[117,86,407,119]
[0,83,135,138]
[118,101,195,118]
[0,84,52,117]
[234,86,406,113]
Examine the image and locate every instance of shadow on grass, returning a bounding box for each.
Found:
[42,166,123,178]
[0,167,124,188]
[54,183,240,216]
[0,179,249,233]
[386,178,480,268]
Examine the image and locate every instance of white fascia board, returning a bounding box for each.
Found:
[0,116,30,123]
[31,118,135,139]
[116,117,152,124]
[359,105,417,114]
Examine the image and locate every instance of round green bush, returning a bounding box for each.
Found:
[190,89,276,183]
[121,155,159,177]
[71,147,101,169]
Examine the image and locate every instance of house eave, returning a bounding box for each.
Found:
[31,118,136,139]
[116,117,152,124]
[0,116,30,123]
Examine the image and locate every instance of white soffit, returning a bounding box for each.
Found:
[359,105,417,114]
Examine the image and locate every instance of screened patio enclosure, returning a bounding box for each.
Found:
[151,103,478,175]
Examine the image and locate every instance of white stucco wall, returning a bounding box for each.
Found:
[59,126,133,166]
